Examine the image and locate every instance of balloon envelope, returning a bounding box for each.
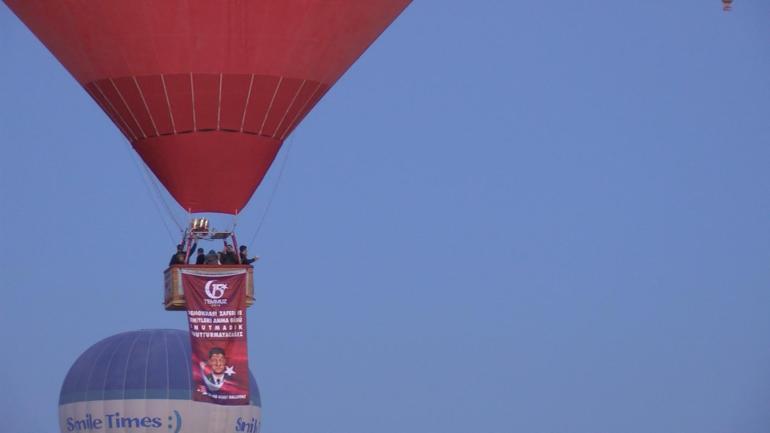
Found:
[59,329,262,433]
[5,0,411,213]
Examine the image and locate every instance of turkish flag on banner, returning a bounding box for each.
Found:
[183,269,250,405]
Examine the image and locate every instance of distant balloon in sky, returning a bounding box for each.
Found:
[59,329,262,433]
[722,0,733,11]
[4,0,412,214]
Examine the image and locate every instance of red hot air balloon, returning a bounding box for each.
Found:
[4,0,411,214]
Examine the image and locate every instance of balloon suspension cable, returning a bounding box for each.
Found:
[248,132,297,247]
[231,230,242,264]
[120,136,182,244]
[141,160,186,238]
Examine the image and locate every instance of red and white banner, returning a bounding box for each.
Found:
[183,269,250,405]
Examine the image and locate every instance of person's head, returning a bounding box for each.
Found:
[197,248,204,254]
[207,347,226,374]
[176,244,185,252]
[208,250,216,255]
[225,244,234,252]
[239,245,247,252]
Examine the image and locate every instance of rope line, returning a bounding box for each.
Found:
[142,161,185,235]
[247,131,297,247]
[120,138,182,244]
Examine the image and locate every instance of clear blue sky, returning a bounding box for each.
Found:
[2,1,770,432]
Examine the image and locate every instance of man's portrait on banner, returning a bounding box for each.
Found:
[198,347,236,394]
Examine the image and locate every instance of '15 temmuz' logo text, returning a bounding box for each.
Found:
[204,280,228,305]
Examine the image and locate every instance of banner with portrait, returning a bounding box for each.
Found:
[183,269,250,405]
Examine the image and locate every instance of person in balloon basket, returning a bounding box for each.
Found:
[239,245,258,266]
[220,244,239,265]
[198,347,236,395]
[169,244,186,265]
[169,243,197,266]
[195,247,206,265]
[204,249,220,265]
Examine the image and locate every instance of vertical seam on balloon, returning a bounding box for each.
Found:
[134,76,160,137]
[81,336,113,403]
[144,330,154,399]
[84,84,134,142]
[110,78,147,139]
[259,76,284,136]
[100,336,122,402]
[174,331,192,399]
[240,74,255,132]
[272,79,306,138]
[160,74,177,134]
[122,332,142,400]
[164,332,170,399]
[93,81,138,141]
[190,73,197,132]
[280,81,323,141]
[217,73,223,130]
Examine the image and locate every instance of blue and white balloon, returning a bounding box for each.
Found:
[59,329,261,433]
